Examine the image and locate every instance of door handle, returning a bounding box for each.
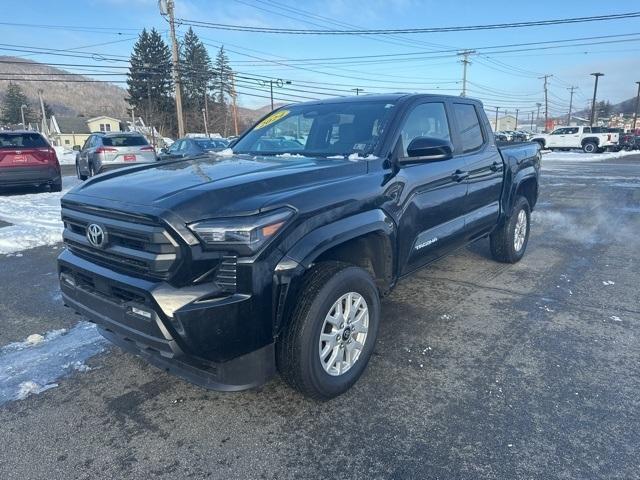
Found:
[490,161,501,172]
[452,170,469,182]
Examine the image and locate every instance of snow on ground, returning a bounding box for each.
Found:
[541,149,637,163]
[0,322,107,405]
[53,146,77,165]
[0,176,80,254]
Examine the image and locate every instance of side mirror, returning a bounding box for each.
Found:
[160,147,168,154]
[72,145,81,151]
[401,137,453,163]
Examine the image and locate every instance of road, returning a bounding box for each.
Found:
[1,153,639,479]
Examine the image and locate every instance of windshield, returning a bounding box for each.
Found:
[233,100,397,157]
[102,135,148,147]
[0,133,48,149]
[194,139,227,150]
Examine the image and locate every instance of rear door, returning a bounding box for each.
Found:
[394,100,469,276]
[0,132,53,167]
[451,102,503,239]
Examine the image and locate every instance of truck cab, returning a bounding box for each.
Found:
[58,94,540,400]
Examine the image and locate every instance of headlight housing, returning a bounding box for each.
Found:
[189,208,294,254]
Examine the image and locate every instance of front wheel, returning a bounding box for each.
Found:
[276,262,381,400]
[490,196,531,264]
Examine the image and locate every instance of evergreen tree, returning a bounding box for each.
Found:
[180,27,212,109]
[210,46,234,104]
[1,82,34,125]
[127,28,174,135]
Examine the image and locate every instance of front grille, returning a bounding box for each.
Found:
[62,204,179,280]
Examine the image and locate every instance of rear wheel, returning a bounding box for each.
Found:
[582,141,597,154]
[50,177,62,192]
[76,161,88,180]
[88,162,97,177]
[276,262,380,400]
[490,196,531,264]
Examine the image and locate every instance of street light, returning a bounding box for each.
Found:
[20,104,28,129]
[589,72,604,127]
[633,81,640,131]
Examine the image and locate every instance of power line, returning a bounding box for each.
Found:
[174,11,640,34]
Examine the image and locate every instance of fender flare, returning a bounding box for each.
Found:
[284,209,395,269]
[503,168,538,216]
[581,136,600,146]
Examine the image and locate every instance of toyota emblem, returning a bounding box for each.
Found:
[86,223,107,248]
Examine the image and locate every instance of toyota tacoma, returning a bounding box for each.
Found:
[58,94,540,400]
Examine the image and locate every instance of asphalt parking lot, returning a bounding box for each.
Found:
[1,153,639,479]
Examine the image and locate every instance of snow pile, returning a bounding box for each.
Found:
[53,146,77,165]
[542,150,637,163]
[0,322,107,405]
[0,176,79,254]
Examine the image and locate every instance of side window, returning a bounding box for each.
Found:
[453,103,484,152]
[82,136,92,150]
[168,140,181,153]
[566,127,579,134]
[582,127,591,134]
[399,102,450,156]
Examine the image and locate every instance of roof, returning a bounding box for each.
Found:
[283,93,484,107]
[55,117,90,134]
[86,115,121,123]
[92,131,144,137]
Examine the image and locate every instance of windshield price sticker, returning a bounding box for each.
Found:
[255,110,290,129]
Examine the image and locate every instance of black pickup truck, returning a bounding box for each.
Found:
[58,94,540,400]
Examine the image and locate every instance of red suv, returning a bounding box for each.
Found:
[0,131,61,191]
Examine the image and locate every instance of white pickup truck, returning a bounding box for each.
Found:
[531,126,619,153]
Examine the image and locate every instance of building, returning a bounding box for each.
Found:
[495,115,517,131]
[48,115,123,147]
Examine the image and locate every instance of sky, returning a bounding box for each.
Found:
[1,0,639,117]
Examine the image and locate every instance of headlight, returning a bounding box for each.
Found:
[189,208,294,253]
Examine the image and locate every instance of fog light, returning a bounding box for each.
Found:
[130,306,152,319]
[60,273,75,287]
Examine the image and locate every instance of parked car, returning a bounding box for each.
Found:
[0,130,61,191]
[530,126,620,153]
[620,134,640,151]
[75,132,157,180]
[158,137,229,160]
[503,130,528,142]
[58,94,540,400]
[494,131,508,142]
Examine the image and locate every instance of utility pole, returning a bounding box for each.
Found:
[203,92,209,134]
[538,75,552,132]
[567,86,577,125]
[130,107,136,132]
[351,88,364,96]
[530,111,534,130]
[37,89,48,136]
[589,72,604,127]
[262,78,291,111]
[632,81,640,131]
[161,0,185,137]
[515,108,519,129]
[231,73,239,136]
[20,104,27,129]
[494,106,500,131]
[458,50,475,97]
[202,108,209,137]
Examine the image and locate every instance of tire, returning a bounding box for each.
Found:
[88,162,97,177]
[276,262,381,401]
[582,141,597,154]
[50,177,62,192]
[76,161,87,181]
[490,196,531,264]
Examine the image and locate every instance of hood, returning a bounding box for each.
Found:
[64,154,368,222]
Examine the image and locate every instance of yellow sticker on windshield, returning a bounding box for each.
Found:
[254,110,289,130]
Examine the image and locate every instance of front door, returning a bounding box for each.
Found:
[393,101,469,276]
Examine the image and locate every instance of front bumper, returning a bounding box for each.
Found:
[58,249,275,391]
[0,165,60,187]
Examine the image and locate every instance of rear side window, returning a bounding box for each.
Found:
[453,103,484,153]
[102,135,148,147]
[0,133,48,149]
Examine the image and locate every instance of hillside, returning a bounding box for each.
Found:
[0,56,129,117]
